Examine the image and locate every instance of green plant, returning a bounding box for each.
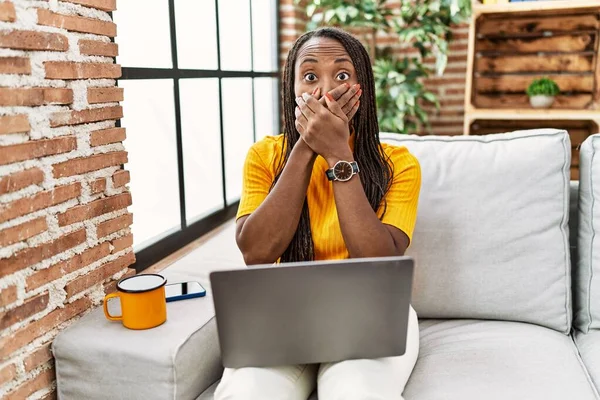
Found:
[526,77,560,97]
[298,0,471,134]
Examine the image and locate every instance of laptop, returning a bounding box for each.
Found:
[209,256,414,368]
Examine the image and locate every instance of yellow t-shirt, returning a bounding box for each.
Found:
[236,134,421,260]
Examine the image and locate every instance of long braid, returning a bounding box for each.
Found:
[274,28,393,263]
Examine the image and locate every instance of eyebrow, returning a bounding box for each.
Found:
[299,58,318,66]
[298,57,353,66]
[335,57,352,64]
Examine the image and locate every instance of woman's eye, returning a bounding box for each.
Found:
[337,72,350,80]
[304,73,317,82]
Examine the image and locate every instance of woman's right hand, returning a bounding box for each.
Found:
[321,83,362,120]
[295,83,361,136]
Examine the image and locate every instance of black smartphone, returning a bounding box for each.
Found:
[165,281,206,303]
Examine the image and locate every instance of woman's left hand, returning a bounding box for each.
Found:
[295,92,353,165]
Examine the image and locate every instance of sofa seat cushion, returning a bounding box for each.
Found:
[403,319,598,400]
[380,129,573,333]
[197,320,598,400]
[577,134,600,332]
[575,329,600,395]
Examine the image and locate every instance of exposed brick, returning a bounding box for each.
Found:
[0,363,16,386]
[87,87,123,104]
[58,192,131,226]
[49,105,123,127]
[0,285,17,308]
[0,296,91,359]
[0,216,48,247]
[65,251,135,298]
[0,292,49,330]
[0,114,30,135]
[111,233,133,253]
[5,366,54,399]
[62,0,116,11]
[52,150,127,178]
[0,1,16,22]
[0,57,30,74]
[0,29,68,51]
[39,389,57,400]
[0,136,76,166]
[23,342,53,372]
[90,127,125,146]
[0,167,44,195]
[97,213,132,238]
[112,169,130,187]
[89,177,106,194]
[103,267,135,294]
[0,229,86,279]
[0,182,81,224]
[37,9,117,37]
[79,39,118,57]
[0,87,73,106]
[44,62,121,80]
[26,242,111,291]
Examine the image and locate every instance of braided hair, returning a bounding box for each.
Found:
[276,27,393,262]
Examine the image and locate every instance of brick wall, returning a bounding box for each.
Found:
[279,0,469,136]
[0,1,133,399]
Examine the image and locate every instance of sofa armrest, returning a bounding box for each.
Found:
[54,295,223,400]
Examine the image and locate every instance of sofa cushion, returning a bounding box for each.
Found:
[576,134,600,332]
[54,222,243,400]
[575,329,600,395]
[380,129,572,333]
[403,320,598,400]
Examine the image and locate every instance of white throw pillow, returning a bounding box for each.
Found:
[380,129,572,333]
[576,134,600,333]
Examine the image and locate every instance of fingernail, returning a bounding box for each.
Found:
[356,83,361,90]
[325,92,333,101]
[295,97,301,105]
[345,83,351,88]
[302,93,310,101]
[357,89,362,96]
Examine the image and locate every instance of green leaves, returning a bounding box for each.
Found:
[300,0,471,134]
[526,77,560,97]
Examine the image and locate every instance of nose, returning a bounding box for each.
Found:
[318,78,337,98]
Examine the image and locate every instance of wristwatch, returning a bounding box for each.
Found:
[326,160,360,182]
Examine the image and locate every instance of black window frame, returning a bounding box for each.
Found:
[115,0,281,272]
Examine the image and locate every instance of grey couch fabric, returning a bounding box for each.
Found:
[380,130,572,333]
[576,134,600,332]
[53,295,222,400]
[575,330,600,396]
[403,319,598,400]
[54,130,600,399]
[196,320,600,400]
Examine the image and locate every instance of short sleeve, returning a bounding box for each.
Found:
[236,146,274,219]
[378,147,421,243]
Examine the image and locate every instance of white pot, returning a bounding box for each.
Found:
[529,95,555,109]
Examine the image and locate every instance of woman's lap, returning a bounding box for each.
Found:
[214,306,419,400]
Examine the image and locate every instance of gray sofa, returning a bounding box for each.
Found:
[53,129,600,399]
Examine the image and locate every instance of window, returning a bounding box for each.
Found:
[113,0,280,271]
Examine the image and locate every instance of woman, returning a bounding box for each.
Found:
[215,27,421,400]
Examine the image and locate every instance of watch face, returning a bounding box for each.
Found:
[333,161,354,181]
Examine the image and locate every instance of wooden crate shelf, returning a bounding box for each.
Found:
[473,1,600,16]
[464,1,600,179]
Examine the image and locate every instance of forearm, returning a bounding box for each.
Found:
[329,154,398,258]
[237,141,316,264]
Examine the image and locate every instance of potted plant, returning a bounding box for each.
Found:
[527,77,560,109]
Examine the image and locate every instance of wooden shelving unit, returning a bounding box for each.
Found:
[464,0,600,179]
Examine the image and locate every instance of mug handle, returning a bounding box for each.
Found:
[103,293,122,321]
